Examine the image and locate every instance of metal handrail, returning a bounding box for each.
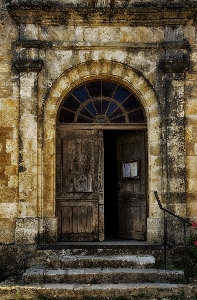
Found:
[154,191,192,284]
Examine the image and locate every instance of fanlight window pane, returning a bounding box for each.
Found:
[86,102,97,116]
[77,115,93,123]
[58,81,146,124]
[113,86,131,103]
[102,100,110,115]
[59,109,74,123]
[80,107,94,120]
[106,103,118,116]
[94,100,101,115]
[112,116,126,123]
[102,82,117,98]
[128,110,145,123]
[122,95,140,112]
[110,108,123,120]
[72,86,89,102]
[86,81,101,98]
[63,95,80,112]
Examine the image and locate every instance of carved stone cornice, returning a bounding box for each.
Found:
[13,59,43,73]
[7,3,197,26]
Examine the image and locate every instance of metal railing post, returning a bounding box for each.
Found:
[154,191,191,283]
[183,222,189,284]
[163,210,167,270]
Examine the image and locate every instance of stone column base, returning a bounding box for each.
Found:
[15,217,57,244]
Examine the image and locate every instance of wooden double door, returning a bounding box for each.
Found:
[56,127,147,241]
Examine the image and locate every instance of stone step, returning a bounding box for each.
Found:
[22,266,184,284]
[46,254,155,269]
[0,282,195,300]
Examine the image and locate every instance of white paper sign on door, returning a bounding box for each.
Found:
[122,163,131,178]
[122,160,140,179]
[130,161,138,177]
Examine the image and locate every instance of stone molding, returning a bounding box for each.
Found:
[16,40,53,49]
[13,59,43,73]
[162,41,190,51]
[42,60,161,244]
[8,4,196,26]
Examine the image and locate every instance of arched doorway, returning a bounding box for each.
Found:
[56,80,147,242]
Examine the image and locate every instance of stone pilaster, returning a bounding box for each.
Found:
[14,59,42,244]
[158,26,190,244]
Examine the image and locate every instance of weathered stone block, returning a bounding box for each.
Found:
[15,217,40,244]
[0,188,17,203]
[186,192,197,204]
[8,174,18,189]
[0,127,13,139]
[0,203,17,219]
[120,26,164,43]
[147,218,163,243]
[186,142,197,155]
[187,178,197,193]
[15,217,57,244]
[187,204,197,219]
[0,219,15,244]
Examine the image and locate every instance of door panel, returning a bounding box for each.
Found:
[117,131,147,240]
[56,128,103,241]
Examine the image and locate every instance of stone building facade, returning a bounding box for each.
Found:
[1,0,197,245]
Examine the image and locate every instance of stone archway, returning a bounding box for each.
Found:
[43,60,161,243]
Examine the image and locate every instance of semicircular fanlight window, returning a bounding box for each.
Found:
[58,81,146,124]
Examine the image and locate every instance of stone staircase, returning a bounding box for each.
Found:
[0,243,196,299]
[22,254,184,285]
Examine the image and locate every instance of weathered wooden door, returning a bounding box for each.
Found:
[56,128,104,241]
[117,131,147,240]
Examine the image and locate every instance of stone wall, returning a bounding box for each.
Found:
[0,0,197,244]
[0,0,18,244]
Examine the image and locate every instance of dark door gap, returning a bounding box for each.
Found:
[104,130,119,239]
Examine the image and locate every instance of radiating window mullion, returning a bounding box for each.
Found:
[70,93,83,104]
[107,102,122,118]
[110,113,125,120]
[61,107,76,113]
[127,107,141,114]
[85,84,92,99]
[77,114,94,122]
[121,93,132,105]
[92,100,99,116]
[104,99,113,116]
[111,84,118,99]
[84,107,95,118]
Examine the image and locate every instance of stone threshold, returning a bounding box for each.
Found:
[37,240,164,250]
